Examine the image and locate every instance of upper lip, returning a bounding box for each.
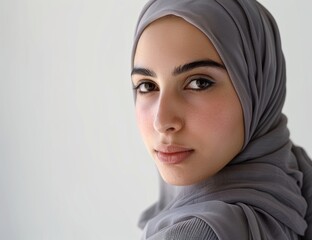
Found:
[155,144,194,153]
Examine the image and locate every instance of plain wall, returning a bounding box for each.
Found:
[0,0,311,239]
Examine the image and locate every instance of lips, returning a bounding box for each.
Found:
[154,145,194,164]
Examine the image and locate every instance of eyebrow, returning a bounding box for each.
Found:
[173,59,225,75]
[131,67,156,77]
[131,59,226,77]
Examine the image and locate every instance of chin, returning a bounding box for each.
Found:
[159,170,213,186]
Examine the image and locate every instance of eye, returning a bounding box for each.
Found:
[185,77,215,91]
[133,81,158,94]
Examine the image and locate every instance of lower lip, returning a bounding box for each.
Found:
[155,150,194,164]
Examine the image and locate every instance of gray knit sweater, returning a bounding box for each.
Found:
[148,217,218,240]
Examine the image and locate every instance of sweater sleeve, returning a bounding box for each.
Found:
[148,217,219,240]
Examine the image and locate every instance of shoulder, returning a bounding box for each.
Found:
[155,217,218,240]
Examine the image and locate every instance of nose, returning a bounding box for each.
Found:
[153,92,184,134]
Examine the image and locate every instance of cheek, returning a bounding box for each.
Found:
[190,92,244,147]
[135,102,154,141]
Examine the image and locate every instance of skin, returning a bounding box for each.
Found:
[132,16,245,186]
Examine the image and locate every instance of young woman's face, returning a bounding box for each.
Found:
[132,16,244,186]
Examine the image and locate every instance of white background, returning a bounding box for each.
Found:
[0,0,311,239]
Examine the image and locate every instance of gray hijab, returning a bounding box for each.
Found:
[132,0,312,239]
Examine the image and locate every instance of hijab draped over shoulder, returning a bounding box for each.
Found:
[132,0,312,239]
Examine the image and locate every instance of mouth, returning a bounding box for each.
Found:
[154,145,194,164]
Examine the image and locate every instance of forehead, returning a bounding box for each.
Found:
[133,16,223,68]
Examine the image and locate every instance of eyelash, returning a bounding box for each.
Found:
[133,80,159,94]
[185,77,215,91]
[133,77,215,94]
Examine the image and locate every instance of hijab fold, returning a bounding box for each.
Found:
[132,0,312,239]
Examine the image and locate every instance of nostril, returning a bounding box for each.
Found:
[153,116,184,134]
[166,127,176,132]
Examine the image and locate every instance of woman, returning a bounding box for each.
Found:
[131,0,312,239]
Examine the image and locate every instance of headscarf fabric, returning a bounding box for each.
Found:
[132,0,312,239]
